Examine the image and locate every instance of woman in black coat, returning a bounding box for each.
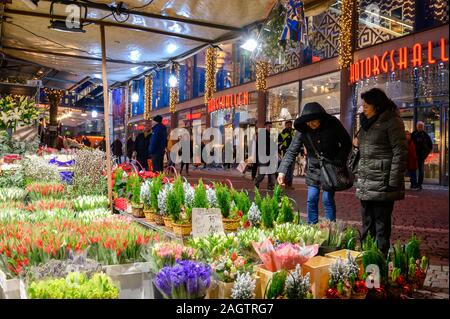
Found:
[278,102,351,224]
[354,88,407,255]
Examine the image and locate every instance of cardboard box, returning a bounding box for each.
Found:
[301,256,334,299]
[254,265,275,299]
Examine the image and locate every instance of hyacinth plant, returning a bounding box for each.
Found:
[247,202,262,227]
[231,272,256,299]
[140,180,152,211]
[154,260,211,299]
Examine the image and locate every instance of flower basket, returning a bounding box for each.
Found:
[132,205,145,218]
[222,217,240,232]
[163,216,173,229]
[172,222,192,237]
[153,214,164,226]
[144,209,155,222]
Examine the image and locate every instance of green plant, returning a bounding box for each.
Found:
[0,169,24,188]
[167,189,182,222]
[276,196,294,224]
[71,149,106,196]
[18,156,61,184]
[340,226,359,250]
[233,190,251,215]
[261,195,274,229]
[0,95,40,131]
[0,187,27,202]
[362,234,387,282]
[131,177,142,206]
[254,187,262,210]
[27,272,119,299]
[405,234,421,262]
[172,176,185,206]
[151,175,163,211]
[266,270,287,299]
[193,180,208,209]
[113,168,126,197]
[215,183,232,218]
[285,265,313,299]
[390,241,408,275]
[73,195,109,212]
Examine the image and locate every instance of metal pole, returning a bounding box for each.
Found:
[100,24,113,212]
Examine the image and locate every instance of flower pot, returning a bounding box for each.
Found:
[132,205,144,218]
[153,214,165,226]
[163,216,173,229]
[144,209,155,222]
[222,217,239,232]
[318,245,339,256]
[172,222,192,237]
[0,269,23,299]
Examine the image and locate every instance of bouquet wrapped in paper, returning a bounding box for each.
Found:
[252,239,319,272]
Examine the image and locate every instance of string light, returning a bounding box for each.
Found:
[256,60,270,92]
[144,74,153,120]
[338,0,358,69]
[127,84,132,123]
[169,64,180,113]
[204,47,217,105]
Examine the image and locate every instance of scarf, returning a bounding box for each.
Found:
[360,112,380,131]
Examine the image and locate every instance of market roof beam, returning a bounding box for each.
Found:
[4,8,214,43]
[40,0,242,32]
[2,46,158,66]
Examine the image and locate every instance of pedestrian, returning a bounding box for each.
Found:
[179,135,193,175]
[148,115,168,173]
[135,124,152,170]
[405,130,419,190]
[126,135,135,162]
[278,102,351,224]
[98,137,106,152]
[354,88,407,256]
[411,121,433,190]
[82,136,91,147]
[278,120,295,189]
[255,122,277,190]
[111,137,123,164]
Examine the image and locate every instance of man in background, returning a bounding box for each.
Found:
[148,115,167,173]
[135,123,152,170]
[278,120,295,189]
[412,121,433,190]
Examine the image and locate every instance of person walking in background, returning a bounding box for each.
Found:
[111,137,123,164]
[135,124,152,170]
[179,135,193,175]
[148,115,167,173]
[354,88,407,256]
[278,120,295,189]
[81,136,91,147]
[412,121,433,190]
[255,122,276,190]
[98,137,106,152]
[278,102,351,224]
[126,135,135,162]
[406,130,419,190]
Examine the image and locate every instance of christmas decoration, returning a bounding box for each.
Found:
[280,0,308,49]
[231,272,256,299]
[144,74,153,120]
[285,264,313,299]
[169,64,179,113]
[337,0,358,69]
[127,84,132,123]
[204,47,217,105]
[256,60,270,92]
[248,202,262,227]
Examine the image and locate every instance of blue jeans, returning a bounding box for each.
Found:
[307,185,336,224]
[408,170,418,187]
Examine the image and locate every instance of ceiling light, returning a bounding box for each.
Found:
[131,93,139,103]
[240,38,258,52]
[168,74,178,88]
[168,23,182,33]
[81,109,87,117]
[327,96,331,99]
[166,43,178,54]
[129,50,141,62]
[92,110,98,118]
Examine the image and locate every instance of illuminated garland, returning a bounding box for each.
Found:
[169,64,180,113]
[127,84,132,123]
[204,47,217,105]
[44,88,64,125]
[256,60,270,92]
[338,0,358,69]
[144,74,153,120]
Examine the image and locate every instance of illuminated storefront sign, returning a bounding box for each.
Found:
[207,91,249,113]
[349,37,448,84]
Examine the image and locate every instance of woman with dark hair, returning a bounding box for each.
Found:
[278,102,352,224]
[354,88,407,255]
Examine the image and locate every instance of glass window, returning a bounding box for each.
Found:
[193,52,206,98]
[153,68,170,110]
[235,40,256,85]
[267,83,300,130]
[179,57,194,102]
[301,72,341,115]
[131,79,144,116]
[216,44,234,90]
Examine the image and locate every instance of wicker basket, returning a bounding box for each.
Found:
[222,218,240,232]
[351,292,367,299]
[143,210,155,222]
[153,214,164,226]
[172,223,192,237]
[163,216,173,229]
[132,205,144,218]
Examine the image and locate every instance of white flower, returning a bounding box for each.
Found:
[157,183,173,215]
[206,188,217,207]
[184,182,195,208]
[248,202,261,226]
[231,273,256,299]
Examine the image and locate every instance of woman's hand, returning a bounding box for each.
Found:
[353,137,359,148]
[277,173,285,185]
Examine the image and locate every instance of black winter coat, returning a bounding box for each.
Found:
[135,132,151,162]
[356,110,407,201]
[278,103,351,188]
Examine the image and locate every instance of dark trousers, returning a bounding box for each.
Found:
[417,159,425,187]
[180,162,190,174]
[137,156,148,171]
[284,162,295,186]
[151,154,164,173]
[255,166,275,189]
[251,164,258,180]
[360,200,394,256]
[408,170,418,187]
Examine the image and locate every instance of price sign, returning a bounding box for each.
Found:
[192,208,224,238]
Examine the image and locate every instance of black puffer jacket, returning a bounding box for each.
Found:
[278,102,351,188]
[356,110,407,201]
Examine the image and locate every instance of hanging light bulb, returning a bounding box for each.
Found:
[92,110,98,118]
[169,74,178,88]
[131,93,139,102]
[240,38,258,52]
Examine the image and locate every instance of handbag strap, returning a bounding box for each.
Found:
[305,133,324,161]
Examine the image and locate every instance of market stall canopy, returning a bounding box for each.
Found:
[1,0,278,83]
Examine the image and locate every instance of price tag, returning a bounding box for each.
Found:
[192,208,224,238]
